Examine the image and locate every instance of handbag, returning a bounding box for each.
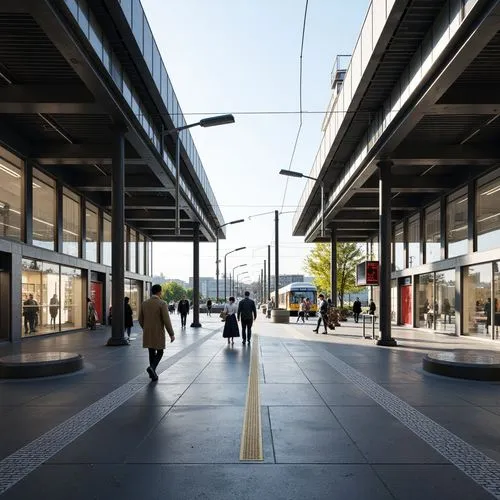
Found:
[219,311,227,321]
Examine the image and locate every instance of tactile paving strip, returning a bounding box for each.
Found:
[310,343,500,499]
[240,335,263,461]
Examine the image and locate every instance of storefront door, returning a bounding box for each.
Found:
[91,282,103,325]
[401,285,412,325]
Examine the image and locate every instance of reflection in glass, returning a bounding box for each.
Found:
[129,229,136,273]
[408,215,420,268]
[60,266,83,331]
[425,203,440,264]
[62,189,80,257]
[417,273,434,328]
[463,263,491,336]
[494,262,500,339]
[102,215,111,266]
[477,175,500,252]
[0,149,22,241]
[85,205,98,262]
[138,233,144,275]
[33,170,55,251]
[447,188,468,258]
[394,223,404,271]
[435,269,456,334]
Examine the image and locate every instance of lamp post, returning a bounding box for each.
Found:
[232,264,247,296]
[216,219,244,302]
[236,271,249,297]
[162,114,235,236]
[279,169,325,237]
[224,246,246,301]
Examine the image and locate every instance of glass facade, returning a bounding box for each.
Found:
[417,273,434,329]
[33,169,56,251]
[0,148,22,241]
[125,278,141,320]
[408,214,420,268]
[62,188,81,257]
[60,266,84,332]
[394,223,404,271]
[463,263,491,336]
[447,188,468,258]
[138,233,144,275]
[102,214,112,266]
[477,175,500,252]
[129,228,136,273]
[435,269,456,334]
[425,203,440,264]
[85,204,98,262]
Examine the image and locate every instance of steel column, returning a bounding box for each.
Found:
[216,231,220,301]
[274,210,279,305]
[191,222,201,327]
[468,179,476,253]
[267,245,271,301]
[377,160,397,347]
[107,126,128,346]
[55,181,63,254]
[23,160,33,246]
[263,259,266,304]
[330,228,337,307]
[80,195,86,260]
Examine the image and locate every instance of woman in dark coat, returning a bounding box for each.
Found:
[124,297,134,338]
[222,296,240,345]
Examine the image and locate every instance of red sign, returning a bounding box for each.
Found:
[366,261,379,285]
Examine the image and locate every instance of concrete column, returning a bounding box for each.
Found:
[107,126,129,346]
[191,222,201,327]
[330,227,337,307]
[377,160,397,347]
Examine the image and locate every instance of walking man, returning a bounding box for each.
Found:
[238,290,257,345]
[313,293,328,334]
[206,298,212,317]
[352,297,362,323]
[139,284,175,381]
[177,295,190,328]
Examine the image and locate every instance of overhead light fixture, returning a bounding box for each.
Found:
[0,162,20,179]
[482,184,500,196]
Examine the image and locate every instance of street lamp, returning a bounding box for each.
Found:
[162,114,235,236]
[279,169,325,237]
[232,264,247,296]
[236,271,249,297]
[224,246,246,301]
[216,219,244,302]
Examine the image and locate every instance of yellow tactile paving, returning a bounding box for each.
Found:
[239,335,263,461]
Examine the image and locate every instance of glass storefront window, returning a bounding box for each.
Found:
[33,170,56,251]
[129,229,136,273]
[0,148,22,241]
[370,237,379,261]
[494,262,500,339]
[477,175,500,252]
[102,214,112,266]
[417,272,434,328]
[125,278,141,320]
[435,269,456,334]
[408,214,420,268]
[137,233,144,275]
[447,188,468,258]
[394,223,404,271]
[124,226,128,271]
[425,203,440,264]
[391,280,397,324]
[62,188,81,257]
[85,204,98,262]
[463,263,492,336]
[60,266,84,331]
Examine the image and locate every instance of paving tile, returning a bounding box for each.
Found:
[313,383,378,406]
[260,383,325,406]
[194,363,250,383]
[331,406,448,464]
[269,406,366,463]
[124,383,189,406]
[262,364,309,383]
[381,382,473,406]
[175,383,247,406]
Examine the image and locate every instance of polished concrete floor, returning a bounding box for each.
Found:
[1,312,500,499]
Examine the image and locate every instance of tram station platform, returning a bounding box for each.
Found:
[1,314,500,499]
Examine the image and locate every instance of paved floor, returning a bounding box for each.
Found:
[1,313,500,499]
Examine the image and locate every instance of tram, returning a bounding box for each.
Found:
[271,282,317,316]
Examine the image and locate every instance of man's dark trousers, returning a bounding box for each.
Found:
[241,318,253,343]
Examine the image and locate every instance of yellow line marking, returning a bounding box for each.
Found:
[239,334,263,461]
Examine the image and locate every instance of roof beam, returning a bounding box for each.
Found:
[392,144,500,164]
[438,83,500,105]
[427,104,500,115]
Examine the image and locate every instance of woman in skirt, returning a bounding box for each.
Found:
[222,296,240,345]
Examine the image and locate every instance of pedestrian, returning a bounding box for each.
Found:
[369,299,376,316]
[23,294,37,335]
[304,298,311,320]
[87,297,97,330]
[296,298,306,323]
[139,284,175,381]
[238,291,257,345]
[313,293,328,334]
[124,296,133,339]
[485,297,492,334]
[206,298,212,316]
[177,295,190,328]
[49,294,59,329]
[352,297,362,323]
[222,296,239,345]
[443,298,451,325]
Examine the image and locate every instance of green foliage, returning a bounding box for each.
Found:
[161,281,186,303]
[304,242,364,307]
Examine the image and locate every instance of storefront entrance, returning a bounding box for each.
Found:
[401,285,412,325]
[91,281,103,325]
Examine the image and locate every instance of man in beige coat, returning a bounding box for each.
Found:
[139,284,175,381]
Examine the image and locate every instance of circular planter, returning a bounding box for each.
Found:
[0,352,84,379]
[271,309,290,323]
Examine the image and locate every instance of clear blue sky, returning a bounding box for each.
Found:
[142,0,369,283]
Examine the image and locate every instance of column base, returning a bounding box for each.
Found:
[376,337,398,347]
[106,337,130,346]
[190,322,202,328]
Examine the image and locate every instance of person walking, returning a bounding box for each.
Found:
[222,296,239,345]
[87,298,97,330]
[49,294,59,329]
[124,296,134,339]
[352,297,362,323]
[238,291,257,345]
[304,298,311,320]
[206,298,212,317]
[485,297,492,334]
[177,295,190,328]
[313,293,328,334]
[23,294,37,335]
[296,298,306,323]
[139,284,175,381]
[369,299,376,316]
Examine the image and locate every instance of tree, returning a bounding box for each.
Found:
[161,281,186,303]
[304,242,364,307]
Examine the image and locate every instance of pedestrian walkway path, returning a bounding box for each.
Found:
[1,313,500,499]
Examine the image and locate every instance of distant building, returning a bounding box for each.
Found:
[189,277,217,300]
